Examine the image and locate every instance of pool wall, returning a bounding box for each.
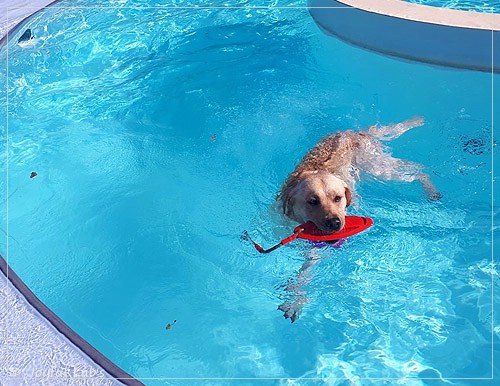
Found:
[0,255,144,385]
[308,0,500,72]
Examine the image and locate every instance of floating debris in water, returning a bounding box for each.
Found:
[165,320,177,330]
[210,134,216,142]
[30,172,37,179]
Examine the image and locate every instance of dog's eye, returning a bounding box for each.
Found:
[334,196,342,203]
[307,197,320,206]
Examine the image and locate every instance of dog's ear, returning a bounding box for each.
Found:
[280,187,296,218]
[280,174,299,218]
[283,195,295,218]
[345,186,352,207]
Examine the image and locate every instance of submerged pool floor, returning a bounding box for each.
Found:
[0,0,498,383]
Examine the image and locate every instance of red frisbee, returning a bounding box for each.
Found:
[243,215,374,254]
[294,216,374,242]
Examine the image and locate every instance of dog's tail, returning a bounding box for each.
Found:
[367,117,424,141]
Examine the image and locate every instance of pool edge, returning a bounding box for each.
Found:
[330,0,500,30]
[308,0,499,73]
[0,254,145,386]
[0,0,62,47]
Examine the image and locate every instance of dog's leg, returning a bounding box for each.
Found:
[277,252,320,323]
[368,117,424,141]
[360,120,442,200]
[417,172,443,201]
[374,160,441,200]
[357,148,442,201]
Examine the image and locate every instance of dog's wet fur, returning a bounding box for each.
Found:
[277,117,441,323]
[280,117,441,233]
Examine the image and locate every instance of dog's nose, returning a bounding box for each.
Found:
[324,217,341,232]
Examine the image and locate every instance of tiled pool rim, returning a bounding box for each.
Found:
[0,255,144,386]
[308,0,500,72]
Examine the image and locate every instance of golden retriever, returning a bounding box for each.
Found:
[280,117,441,232]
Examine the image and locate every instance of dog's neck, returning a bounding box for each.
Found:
[331,167,358,191]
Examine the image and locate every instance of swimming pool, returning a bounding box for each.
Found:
[1,0,498,383]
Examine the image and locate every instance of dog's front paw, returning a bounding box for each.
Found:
[427,191,443,201]
[278,301,303,323]
[424,186,443,201]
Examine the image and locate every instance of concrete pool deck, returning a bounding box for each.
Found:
[0,256,144,385]
[308,0,500,72]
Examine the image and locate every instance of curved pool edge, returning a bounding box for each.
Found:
[0,0,62,48]
[0,254,145,386]
[308,0,500,73]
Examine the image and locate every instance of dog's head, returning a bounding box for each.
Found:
[281,171,352,233]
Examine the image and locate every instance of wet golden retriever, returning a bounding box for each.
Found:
[280,117,441,233]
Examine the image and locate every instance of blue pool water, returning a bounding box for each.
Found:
[405,0,500,13]
[1,0,498,384]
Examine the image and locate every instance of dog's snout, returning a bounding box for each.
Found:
[324,217,341,232]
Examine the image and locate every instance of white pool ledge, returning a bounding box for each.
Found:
[308,0,500,72]
[0,0,59,42]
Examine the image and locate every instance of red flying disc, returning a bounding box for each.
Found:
[294,216,374,242]
[243,215,374,254]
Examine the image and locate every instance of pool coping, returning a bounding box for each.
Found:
[331,0,500,30]
[0,254,145,386]
[0,0,62,47]
[308,0,499,72]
